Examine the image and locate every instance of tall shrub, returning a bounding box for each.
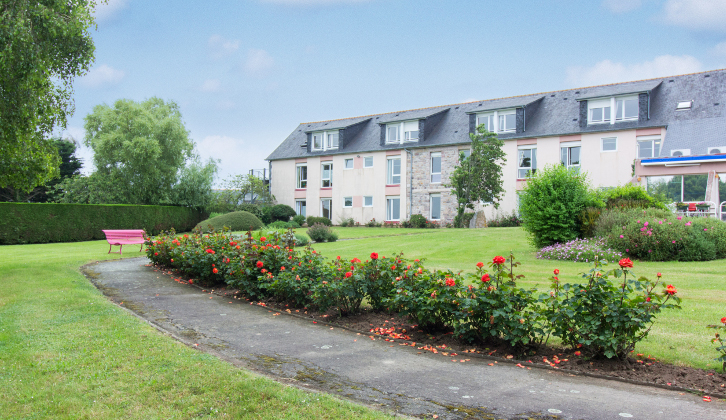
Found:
[519,165,599,247]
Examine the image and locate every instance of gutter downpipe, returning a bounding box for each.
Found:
[404,148,413,219]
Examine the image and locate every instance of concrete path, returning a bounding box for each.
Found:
[85,258,726,420]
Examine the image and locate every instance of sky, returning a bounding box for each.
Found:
[63,0,726,184]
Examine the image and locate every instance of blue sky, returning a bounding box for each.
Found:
[65,0,726,183]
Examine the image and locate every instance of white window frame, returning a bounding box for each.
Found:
[363,156,374,168]
[588,95,638,125]
[676,100,693,110]
[517,145,537,179]
[311,130,339,151]
[321,162,333,188]
[387,156,401,185]
[344,158,354,170]
[320,198,332,220]
[637,135,661,159]
[475,109,515,133]
[296,164,307,189]
[363,196,373,207]
[295,200,306,217]
[430,152,441,183]
[560,141,581,170]
[430,193,441,221]
[386,196,401,221]
[615,96,638,121]
[386,120,419,144]
[343,197,353,208]
[601,137,617,152]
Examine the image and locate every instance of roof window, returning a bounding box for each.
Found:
[676,100,693,110]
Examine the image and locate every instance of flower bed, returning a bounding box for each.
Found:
[536,237,622,263]
[145,228,681,359]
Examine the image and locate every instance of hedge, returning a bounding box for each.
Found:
[0,203,207,245]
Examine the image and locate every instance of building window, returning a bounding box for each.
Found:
[363,196,373,207]
[637,136,661,158]
[387,157,401,185]
[386,197,400,221]
[475,109,515,133]
[386,121,419,144]
[676,100,693,110]
[430,152,441,183]
[517,146,537,179]
[295,200,306,217]
[296,164,307,189]
[343,197,353,207]
[321,198,332,219]
[311,130,339,151]
[601,137,617,152]
[430,194,441,220]
[364,156,373,167]
[647,175,707,203]
[588,96,637,124]
[344,158,353,169]
[321,162,333,188]
[560,142,581,170]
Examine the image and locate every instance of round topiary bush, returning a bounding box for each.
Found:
[270,204,296,223]
[409,214,427,228]
[195,211,264,233]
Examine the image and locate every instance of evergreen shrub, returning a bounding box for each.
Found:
[306,216,332,227]
[269,204,296,222]
[195,211,263,233]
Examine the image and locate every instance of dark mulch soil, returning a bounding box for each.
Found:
[158,267,726,399]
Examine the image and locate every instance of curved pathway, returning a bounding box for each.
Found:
[85,258,726,420]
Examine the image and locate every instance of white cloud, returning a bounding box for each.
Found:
[711,41,726,56]
[208,35,240,59]
[244,49,274,76]
[602,0,641,13]
[93,0,129,22]
[661,0,726,32]
[199,79,221,92]
[80,64,125,88]
[566,55,702,87]
[261,0,371,5]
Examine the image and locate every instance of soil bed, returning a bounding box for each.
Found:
[157,266,726,399]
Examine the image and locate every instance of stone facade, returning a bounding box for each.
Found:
[409,145,462,225]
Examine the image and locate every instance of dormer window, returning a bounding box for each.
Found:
[475,109,515,133]
[311,130,339,151]
[386,120,419,144]
[588,95,638,125]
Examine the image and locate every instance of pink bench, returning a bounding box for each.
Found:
[102,229,146,255]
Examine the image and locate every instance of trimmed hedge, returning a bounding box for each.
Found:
[194,211,264,233]
[0,203,206,245]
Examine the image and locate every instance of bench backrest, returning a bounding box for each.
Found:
[102,229,146,240]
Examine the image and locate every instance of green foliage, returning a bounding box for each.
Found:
[519,165,600,247]
[543,260,681,359]
[603,209,726,261]
[307,223,338,243]
[239,203,264,220]
[453,212,475,228]
[311,261,368,315]
[600,183,667,210]
[293,233,309,247]
[269,204,296,223]
[0,0,96,192]
[536,237,623,263]
[306,216,332,227]
[579,207,602,238]
[292,214,306,226]
[365,218,381,227]
[707,319,726,372]
[0,203,205,244]
[487,211,522,228]
[266,220,300,229]
[338,217,355,227]
[208,175,275,213]
[449,125,506,222]
[409,214,427,228]
[194,211,263,233]
[168,156,218,210]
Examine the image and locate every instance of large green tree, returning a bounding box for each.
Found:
[0,0,98,192]
[209,174,274,213]
[449,125,506,225]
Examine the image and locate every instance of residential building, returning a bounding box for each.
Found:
[267,69,726,224]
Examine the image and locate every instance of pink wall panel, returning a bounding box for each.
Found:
[559,134,581,142]
[385,186,401,195]
[294,189,307,198]
[636,128,662,136]
[353,196,362,207]
[319,189,333,198]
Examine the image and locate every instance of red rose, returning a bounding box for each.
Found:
[170,259,174,263]
[430,292,436,298]
[260,237,266,242]
[256,261,264,268]
[445,278,456,287]
[391,265,396,270]
[721,317,726,324]
[618,258,633,268]
[212,268,218,274]
[665,284,677,295]
[492,256,505,265]
[345,271,352,278]
[476,262,484,268]
[154,252,158,256]
[481,274,490,282]
[553,268,560,275]
[261,269,267,274]
[574,351,581,356]
[351,257,361,263]
[370,252,378,260]
[280,266,285,271]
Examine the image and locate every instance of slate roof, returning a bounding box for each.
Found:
[266,69,726,161]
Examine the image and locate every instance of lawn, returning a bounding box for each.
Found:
[310,227,726,371]
[0,240,395,419]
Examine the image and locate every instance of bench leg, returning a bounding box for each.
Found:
[139,243,144,252]
[108,244,112,254]
[119,244,123,255]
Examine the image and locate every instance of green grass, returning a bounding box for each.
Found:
[0,240,395,419]
[310,227,726,371]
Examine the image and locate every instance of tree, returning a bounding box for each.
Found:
[82,97,197,205]
[210,174,275,213]
[168,155,218,210]
[448,125,506,225]
[0,137,82,202]
[0,0,97,192]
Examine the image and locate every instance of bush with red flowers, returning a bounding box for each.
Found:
[707,317,726,372]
